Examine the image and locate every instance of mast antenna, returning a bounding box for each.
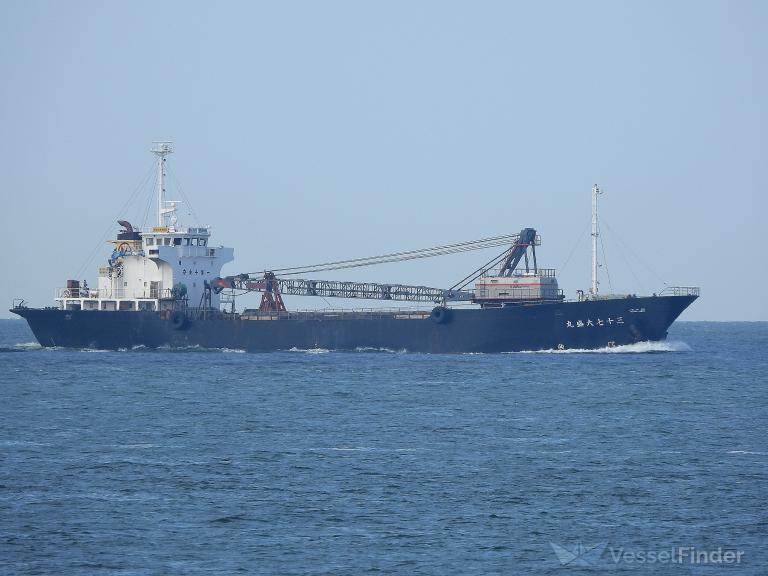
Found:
[590,184,602,296]
[151,142,174,228]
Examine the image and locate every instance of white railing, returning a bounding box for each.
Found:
[56,287,171,300]
[660,286,700,297]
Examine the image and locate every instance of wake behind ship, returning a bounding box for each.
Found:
[11,144,699,352]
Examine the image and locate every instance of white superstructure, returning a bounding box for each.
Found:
[56,144,234,312]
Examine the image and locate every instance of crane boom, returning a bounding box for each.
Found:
[212,274,475,303]
[210,228,542,308]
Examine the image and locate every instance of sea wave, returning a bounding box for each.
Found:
[163,345,246,353]
[354,347,407,353]
[17,344,250,353]
[14,341,42,349]
[5,340,691,355]
[506,340,692,354]
[288,347,330,354]
[134,345,245,353]
[0,342,43,352]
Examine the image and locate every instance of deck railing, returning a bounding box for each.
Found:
[56,287,173,300]
[660,286,700,297]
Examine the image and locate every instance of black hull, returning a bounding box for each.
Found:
[11,295,696,353]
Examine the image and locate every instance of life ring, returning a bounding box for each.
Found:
[431,306,451,324]
[170,311,189,330]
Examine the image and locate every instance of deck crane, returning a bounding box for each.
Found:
[497,228,540,276]
[210,229,540,311]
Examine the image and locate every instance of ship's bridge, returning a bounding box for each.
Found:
[142,226,211,249]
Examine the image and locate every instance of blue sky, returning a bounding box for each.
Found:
[1,1,765,320]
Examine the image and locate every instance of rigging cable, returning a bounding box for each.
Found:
[72,161,156,280]
[598,228,614,294]
[166,164,203,228]
[449,248,511,292]
[140,167,158,230]
[557,223,590,276]
[601,219,645,293]
[602,218,667,287]
[253,234,521,277]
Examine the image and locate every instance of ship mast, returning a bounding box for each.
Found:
[151,142,174,228]
[590,184,602,296]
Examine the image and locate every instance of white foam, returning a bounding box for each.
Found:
[61,344,245,353]
[506,340,692,354]
[13,341,41,349]
[288,347,330,354]
[727,450,768,456]
[354,346,406,353]
[146,344,246,353]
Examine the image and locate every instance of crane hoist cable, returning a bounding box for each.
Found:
[250,233,520,277]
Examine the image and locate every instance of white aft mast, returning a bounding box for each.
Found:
[151,142,176,228]
[590,183,602,296]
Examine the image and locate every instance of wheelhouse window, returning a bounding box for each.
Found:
[173,237,182,246]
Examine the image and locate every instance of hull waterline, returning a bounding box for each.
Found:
[11,295,696,353]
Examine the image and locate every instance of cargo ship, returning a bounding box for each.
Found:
[11,143,699,352]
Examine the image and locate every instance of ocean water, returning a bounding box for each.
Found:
[1,319,766,575]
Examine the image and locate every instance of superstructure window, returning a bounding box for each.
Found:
[173,237,181,246]
[146,238,154,246]
[199,239,207,246]
[183,238,190,246]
